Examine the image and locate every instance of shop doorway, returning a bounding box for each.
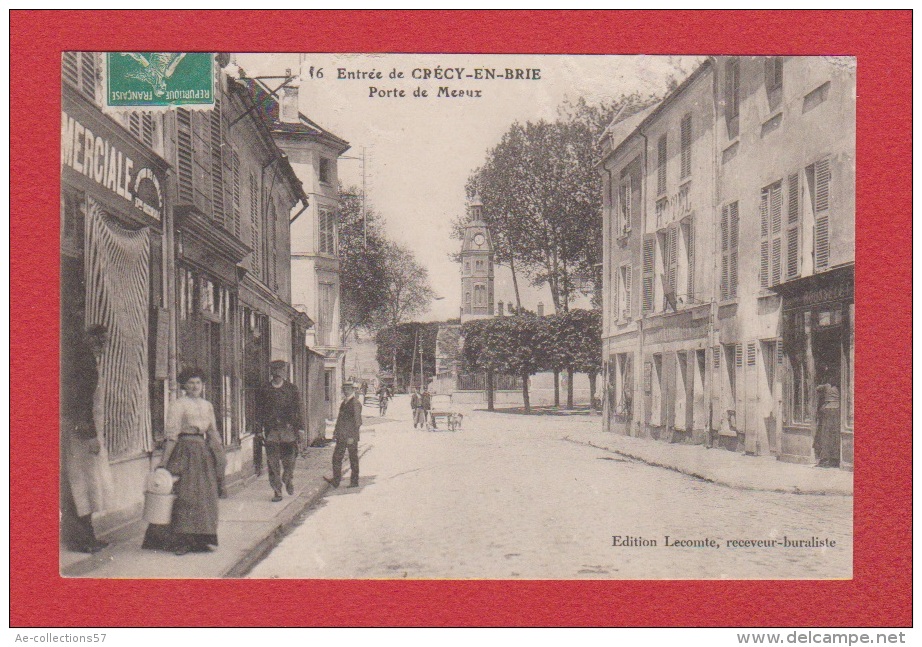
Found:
[812,325,842,465]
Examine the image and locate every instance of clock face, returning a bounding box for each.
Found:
[474,233,485,246]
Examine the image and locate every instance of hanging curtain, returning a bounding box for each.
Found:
[84,198,152,458]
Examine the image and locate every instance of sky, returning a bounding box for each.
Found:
[237,53,703,321]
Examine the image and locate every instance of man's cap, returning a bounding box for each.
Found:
[269,359,288,368]
[342,381,357,389]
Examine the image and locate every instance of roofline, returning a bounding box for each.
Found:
[601,57,714,166]
[251,77,351,154]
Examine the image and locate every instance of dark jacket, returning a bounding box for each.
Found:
[421,392,432,411]
[410,392,421,409]
[259,380,303,443]
[333,395,363,442]
[61,335,98,439]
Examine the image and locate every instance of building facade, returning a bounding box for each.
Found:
[600,56,855,469]
[60,53,313,537]
[247,74,351,425]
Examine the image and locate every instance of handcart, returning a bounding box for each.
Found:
[427,393,463,431]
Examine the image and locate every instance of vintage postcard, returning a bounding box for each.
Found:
[58,51,854,580]
[10,9,911,630]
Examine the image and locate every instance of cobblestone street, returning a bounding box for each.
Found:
[249,395,852,580]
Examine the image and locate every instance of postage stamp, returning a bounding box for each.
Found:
[105,52,214,108]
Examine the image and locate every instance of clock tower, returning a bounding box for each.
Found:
[460,194,494,323]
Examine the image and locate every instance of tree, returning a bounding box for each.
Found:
[375,321,440,390]
[337,185,391,345]
[561,308,603,410]
[462,315,543,414]
[454,93,661,311]
[375,242,436,379]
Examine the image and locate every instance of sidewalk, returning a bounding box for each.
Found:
[562,422,853,496]
[61,444,341,578]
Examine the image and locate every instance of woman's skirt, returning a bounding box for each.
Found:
[813,407,841,466]
[142,435,219,550]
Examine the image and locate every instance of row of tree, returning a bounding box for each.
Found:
[461,309,601,414]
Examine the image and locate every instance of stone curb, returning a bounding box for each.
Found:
[223,444,372,578]
[564,436,853,497]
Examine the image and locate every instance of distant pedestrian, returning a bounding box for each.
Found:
[143,367,226,556]
[324,382,363,489]
[422,388,435,429]
[60,324,115,553]
[411,387,424,428]
[260,360,304,501]
[377,384,390,415]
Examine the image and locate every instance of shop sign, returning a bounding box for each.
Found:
[106,53,214,108]
[61,110,163,221]
[785,279,853,311]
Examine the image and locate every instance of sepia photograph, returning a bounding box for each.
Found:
[57,50,857,581]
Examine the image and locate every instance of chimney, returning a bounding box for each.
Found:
[280,68,300,124]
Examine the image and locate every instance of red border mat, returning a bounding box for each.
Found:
[10,10,911,627]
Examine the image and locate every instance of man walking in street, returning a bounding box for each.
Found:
[411,386,423,428]
[259,360,304,502]
[422,387,435,429]
[324,382,362,489]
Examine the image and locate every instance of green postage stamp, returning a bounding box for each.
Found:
[105,53,214,108]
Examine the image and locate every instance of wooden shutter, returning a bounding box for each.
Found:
[786,171,801,278]
[759,189,770,288]
[713,345,720,370]
[665,225,678,309]
[231,151,241,238]
[747,341,757,366]
[770,182,783,286]
[141,114,154,148]
[721,204,730,300]
[249,174,261,278]
[813,158,831,270]
[79,52,96,101]
[642,236,655,313]
[623,265,632,319]
[680,114,692,179]
[210,97,225,222]
[686,219,694,302]
[657,135,667,195]
[62,52,79,88]
[176,109,194,205]
[729,202,739,298]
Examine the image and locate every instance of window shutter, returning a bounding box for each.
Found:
[686,219,694,302]
[720,204,730,300]
[729,202,739,298]
[657,135,667,195]
[128,112,142,139]
[713,346,721,370]
[210,97,225,222]
[680,114,692,179]
[736,343,744,368]
[814,158,831,270]
[759,189,770,288]
[176,109,194,205]
[770,182,783,286]
[624,265,632,319]
[642,236,655,313]
[63,52,79,88]
[141,114,154,148]
[786,171,801,278]
[666,225,678,306]
[747,342,756,366]
[249,174,261,278]
[231,151,241,238]
[776,338,784,365]
[79,52,96,101]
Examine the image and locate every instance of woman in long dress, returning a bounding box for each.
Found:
[143,367,226,555]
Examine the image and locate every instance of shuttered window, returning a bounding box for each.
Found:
[176,108,194,205]
[210,97,225,222]
[746,341,757,366]
[712,346,721,370]
[618,176,632,236]
[63,52,97,102]
[725,58,740,120]
[231,151,241,238]
[642,236,656,313]
[618,264,632,320]
[765,57,784,92]
[684,218,695,302]
[319,209,336,255]
[720,202,739,300]
[663,225,678,311]
[808,158,832,270]
[657,134,667,195]
[680,114,692,179]
[128,112,155,148]
[786,171,801,278]
[759,181,783,288]
[249,174,262,278]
